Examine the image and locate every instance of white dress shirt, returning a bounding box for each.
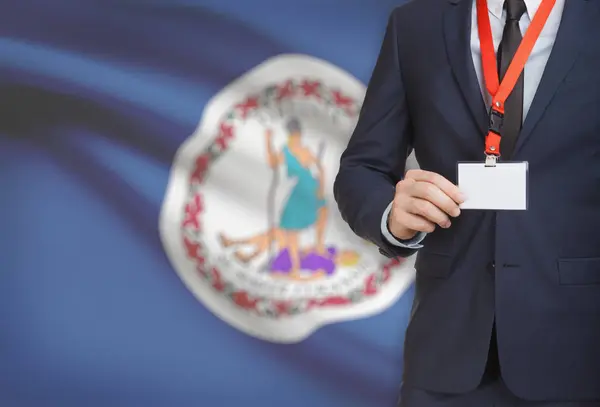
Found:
[381,0,565,248]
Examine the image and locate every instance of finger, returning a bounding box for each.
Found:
[406,198,452,228]
[410,181,461,218]
[395,211,436,234]
[405,169,465,204]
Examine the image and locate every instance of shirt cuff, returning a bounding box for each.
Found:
[380,202,426,248]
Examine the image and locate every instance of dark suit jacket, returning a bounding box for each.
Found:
[334,0,600,401]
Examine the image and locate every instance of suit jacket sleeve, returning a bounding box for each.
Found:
[334,8,416,258]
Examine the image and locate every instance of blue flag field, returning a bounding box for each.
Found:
[0,1,418,406]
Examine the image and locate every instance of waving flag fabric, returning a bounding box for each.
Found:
[0,1,417,406]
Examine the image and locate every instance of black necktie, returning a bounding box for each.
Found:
[497,0,526,160]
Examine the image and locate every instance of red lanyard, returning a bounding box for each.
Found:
[477,0,556,158]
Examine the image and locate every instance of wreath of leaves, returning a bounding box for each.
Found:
[180,78,405,318]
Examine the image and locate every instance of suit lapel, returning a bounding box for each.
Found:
[514,0,598,156]
[443,0,488,136]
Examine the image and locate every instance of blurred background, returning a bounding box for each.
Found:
[0,1,416,406]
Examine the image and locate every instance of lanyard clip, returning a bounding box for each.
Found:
[485,154,497,167]
[488,107,504,136]
[485,106,503,159]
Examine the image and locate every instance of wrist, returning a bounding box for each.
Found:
[387,212,418,241]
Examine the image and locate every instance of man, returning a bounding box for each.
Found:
[334,0,600,405]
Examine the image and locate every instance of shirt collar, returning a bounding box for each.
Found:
[487,0,543,20]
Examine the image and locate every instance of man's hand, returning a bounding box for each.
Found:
[388,169,465,241]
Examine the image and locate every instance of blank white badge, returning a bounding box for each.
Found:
[457,162,528,210]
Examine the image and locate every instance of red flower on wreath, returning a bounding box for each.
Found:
[235,96,259,119]
[183,236,203,261]
[191,154,210,184]
[183,194,203,231]
[276,80,295,101]
[232,291,260,310]
[216,122,234,150]
[300,80,321,98]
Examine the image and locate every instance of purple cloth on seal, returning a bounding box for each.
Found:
[270,247,337,275]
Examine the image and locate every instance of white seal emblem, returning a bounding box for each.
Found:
[159,54,416,343]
